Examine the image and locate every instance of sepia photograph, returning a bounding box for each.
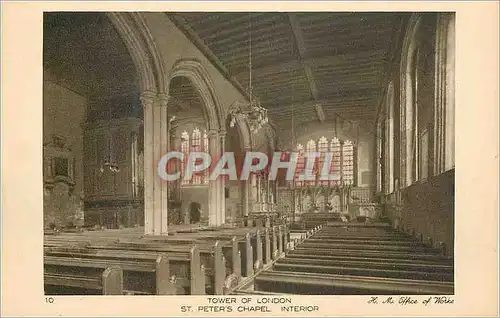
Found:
[1,2,498,317]
[42,11,455,297]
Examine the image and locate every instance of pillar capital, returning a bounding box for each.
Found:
[140,91,156,109]
[157,94,170,107]
[207,129,219,138]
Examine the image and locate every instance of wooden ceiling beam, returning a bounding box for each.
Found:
[288,13,325,123]
[297,13,396,28]
[231,49,388,78]
[267,91,379,111]
[204,25,290,49]
[301,26,395,42]
[167,13,251,104]
[187,13,252,34]
[269,103,376,117]
[271,109,376,120]
[196,14,284,43]
[274,112,375,124]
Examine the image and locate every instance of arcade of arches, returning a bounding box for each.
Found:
[43,12,455,253]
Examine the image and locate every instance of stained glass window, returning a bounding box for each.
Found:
[203,131,209,184]
[295,143,305,187]
[306,140,316,152]
[342,140,354,185]
[318,136,329,186]
[191,128,202,185]
[305,140,317,185]
[330,137,341,186]
[294,136,356,188]
[181,131,190,185]
[179,128,209,186]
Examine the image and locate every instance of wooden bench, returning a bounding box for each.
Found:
[285,252,454,267]
[298,241,442,254]
[305,237,430,246]
[120,235,242,295]
[45,248,177,295]
[315,230,411,239]
[44,258,123,295]
[273,258,453,282]
[165,225,291,289]
[290,246,450,262]
[84,242,205,294]
[88,239,227,295]
[254,270,454,295]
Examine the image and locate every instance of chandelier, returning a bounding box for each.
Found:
[229,12,269,134]
[99,103,120,174]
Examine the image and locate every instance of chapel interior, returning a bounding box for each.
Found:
[43,12,455,296]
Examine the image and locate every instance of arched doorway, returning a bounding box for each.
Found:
[43,12,149,230]
[167,76,211,225]
[225,101,253,222]
[188,202,202,224]
[224,114,244,222]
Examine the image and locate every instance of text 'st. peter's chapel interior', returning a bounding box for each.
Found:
[43,12,455,296]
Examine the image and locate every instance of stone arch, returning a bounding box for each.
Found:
[106,12,166,95]
[227,101,253,150]
[129,13,168,95]
[263,124,277,151]
[169,59,224,131]
[400,13,423,187]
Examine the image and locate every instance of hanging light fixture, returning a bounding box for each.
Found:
[99,103,120,174]
[229,12,269,134]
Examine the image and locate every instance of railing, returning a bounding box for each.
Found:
[348,187,373,204]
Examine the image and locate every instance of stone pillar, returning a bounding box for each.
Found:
[251,174,258,201]
[242,181,250,217]
[262,177,268,212]
[208,129,220,226]
[140,92,155,235]
[169,126,179,201]
[140,91,169,236]
[242,146,251,217]
[219,131,226,224]
[254,176,260,212]
[158,94,170,234]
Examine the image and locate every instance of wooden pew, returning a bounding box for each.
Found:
[44,259,123,295]
[140,229,257,276]
[275,255,453,273]
[45,248,177,295]
[285,252,454,266]
[44,224,292,295]
[298,241,443,254]
[254,270,454,295]
[264,228,272,265]
[253,230,264,270]
[84,242,205,295]
[170,227,269,277]
[128,235,245,294]
[315,231,412,240]
[272,258,453,282]
[290,246,449,262]
[305,237,430,247]
[89,239,227,295]
[193,237,241,294]
[44,236,119,248]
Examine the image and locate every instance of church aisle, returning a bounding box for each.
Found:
[238,223,454,295]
